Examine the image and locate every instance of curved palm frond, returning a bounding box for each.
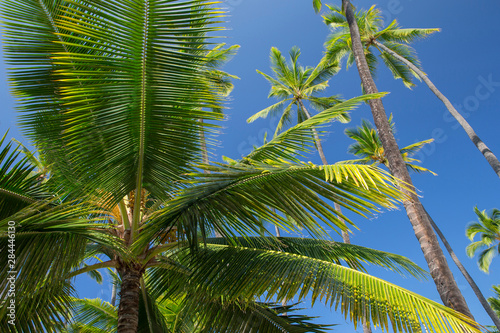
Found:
[205,237,427,278]
[156,245,480,333]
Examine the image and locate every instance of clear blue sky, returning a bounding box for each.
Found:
[1,0,499,331]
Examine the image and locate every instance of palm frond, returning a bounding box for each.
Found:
[205,237,427,278]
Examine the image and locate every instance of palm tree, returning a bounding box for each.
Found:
[247,46,351,242]
[322,4,500,179]
[0,1,483,333]
[466,207,500,273]
[310,0,476,321]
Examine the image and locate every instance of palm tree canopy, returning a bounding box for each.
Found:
[322,4,439,88]
[344,118,436,175]
[247,46,347,135]
[466,207,500,273]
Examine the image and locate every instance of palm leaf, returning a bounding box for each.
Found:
[171,245,480,333]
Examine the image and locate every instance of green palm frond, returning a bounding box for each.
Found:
[0,132,49,220]
[0,278,75,333]
[170,245,479,333]
[68,298,117,332]
[180,295,333,333]
[0,201,121,303]
[205,237,427,278]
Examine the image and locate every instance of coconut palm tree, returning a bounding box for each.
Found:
[247,46,351,242]
[0,1,483,333]
[466,207,500,273]
[308,0,477,321]
[322,4,500,179]
[0,121,480,333]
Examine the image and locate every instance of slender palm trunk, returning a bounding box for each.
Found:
[117,264,143,333]
[373,40,500,179]
[342,0,473,318]
[424,208,500,330]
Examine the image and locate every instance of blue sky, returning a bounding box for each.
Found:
[1,0,500,331]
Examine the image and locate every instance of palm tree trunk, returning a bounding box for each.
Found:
[424,208,500,330]
[117,264,143,333]
[342,0,474,318]
[373,40,500,179]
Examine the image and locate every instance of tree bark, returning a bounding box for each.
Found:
[373,40,500,179]
[424,208,500,330]
[117,263,143,333]
[342,0,474,319]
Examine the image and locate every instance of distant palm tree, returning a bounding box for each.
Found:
[344,118,435,175]
[247,46,350,241]
[466,207,500,273]
[345,119,500,329]
[323,4,500,178]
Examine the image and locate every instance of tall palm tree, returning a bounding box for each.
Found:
[466,207,500,273]
[0,1,483,333]
[310,0,476,321]
[247,46,351,242]
[322,4,500,179]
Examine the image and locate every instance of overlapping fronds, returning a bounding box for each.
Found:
[169,245,480,333]
[0,278,75,333]
[247,93,385,163]
[0,201,121,308]
[2,0,226,201]
[178,295,333,333]
[138,160,404,250]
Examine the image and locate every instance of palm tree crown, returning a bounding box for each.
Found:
[344,118,436,175]
[247,46,347,136]
[323,4,438,88]
[466,207,500,273]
